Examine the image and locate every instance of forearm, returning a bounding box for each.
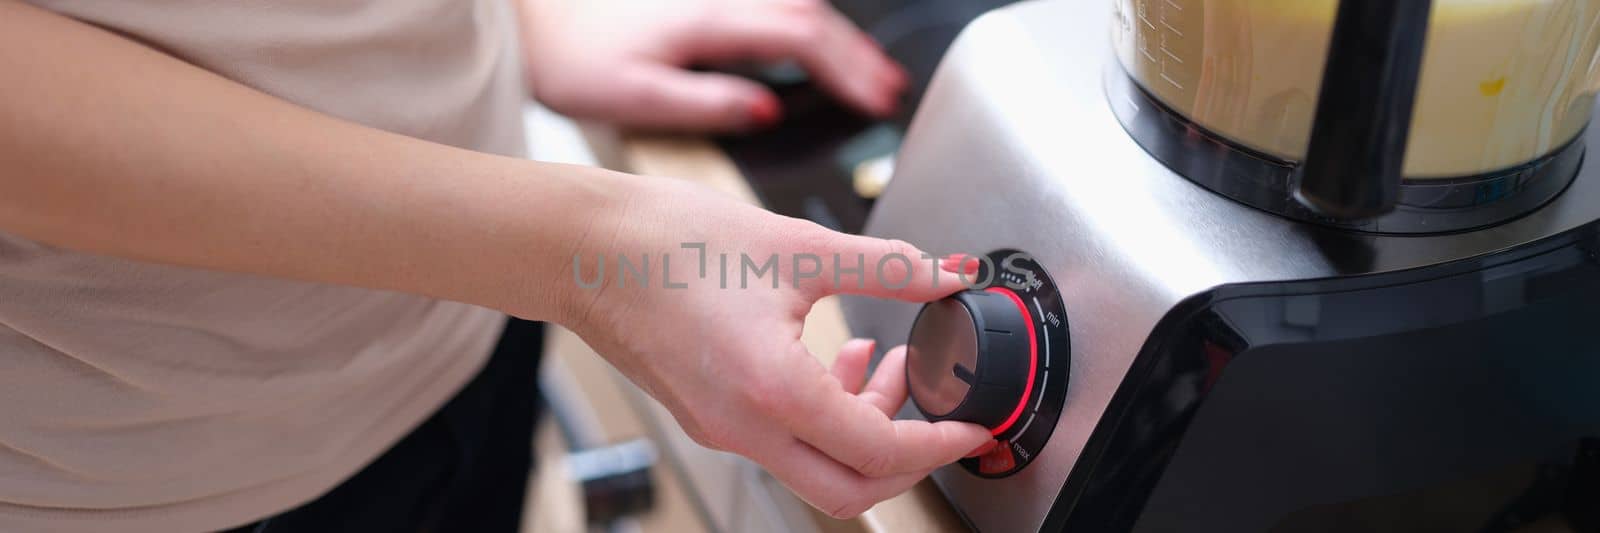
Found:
[0,0,616,322]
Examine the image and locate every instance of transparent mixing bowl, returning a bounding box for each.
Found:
[1112,0,1600,179]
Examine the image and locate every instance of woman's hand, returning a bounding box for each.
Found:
[0,4,973,518]
[554,177,990,518]
[515,0,908,132]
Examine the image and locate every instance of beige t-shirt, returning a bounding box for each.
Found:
[2,1,527,531]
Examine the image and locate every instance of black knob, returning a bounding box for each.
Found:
[906,289,1035,432]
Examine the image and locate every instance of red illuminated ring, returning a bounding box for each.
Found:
[984,286,1037,436]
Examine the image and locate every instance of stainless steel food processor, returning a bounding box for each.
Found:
[844,0,1600,530]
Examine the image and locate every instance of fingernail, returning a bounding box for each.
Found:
[940,254,979,275]
[888,65,910,91]
[749,95,782,127]
[881,95,902,117]
[964,440,1000,458]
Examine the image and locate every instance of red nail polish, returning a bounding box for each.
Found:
[938,254,964,273]
[879,94,901,117]
[888,65,910,91]
[940,254,979,275]
[749,96,782,127]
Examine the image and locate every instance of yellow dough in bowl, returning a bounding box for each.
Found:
[1113,0,1600,178]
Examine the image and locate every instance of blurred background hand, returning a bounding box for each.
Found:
[516,0,908,132]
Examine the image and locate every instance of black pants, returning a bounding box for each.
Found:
[223,318,546,533]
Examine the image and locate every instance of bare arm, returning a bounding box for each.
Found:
[0,0,613,321]
[0,0,990,517]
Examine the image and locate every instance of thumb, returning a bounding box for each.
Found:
[805,233,978,302]
[605,63,782,133]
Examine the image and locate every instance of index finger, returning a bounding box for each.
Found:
[805,233,975,302]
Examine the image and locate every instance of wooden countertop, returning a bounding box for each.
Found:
[578,127,968,533]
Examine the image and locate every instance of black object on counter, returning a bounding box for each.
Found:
[714,0,1019,235]
[566,439,659,526]
[543,383,659,528]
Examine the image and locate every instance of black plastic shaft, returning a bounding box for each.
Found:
[1294,0,1434,220]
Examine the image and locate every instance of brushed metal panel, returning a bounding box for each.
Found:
[843,1,1600,531]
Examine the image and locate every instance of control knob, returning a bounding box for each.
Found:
[906,288,1038,435]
